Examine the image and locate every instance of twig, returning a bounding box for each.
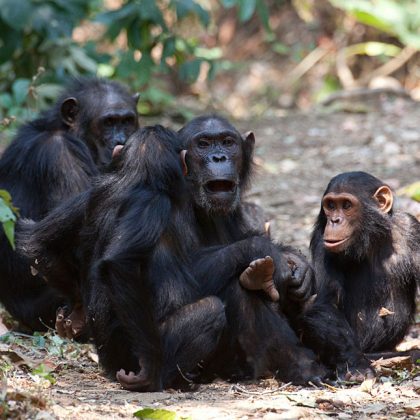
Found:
[359,46,418,85]
[282,46,332,87]
[229,382,293,395]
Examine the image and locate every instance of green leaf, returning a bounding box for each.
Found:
[179,59,202,83]
[2,220,15,250]
[238,0,256,22]
[12,79,30,106]
[69,46,98,73]
[0,198,16,223]
[256,0,271,32]
[134,408,191,420]
[0,0,33,30]
[138,51,155,86]
[172,0,210,26]
[0,93,13,109]
[398,181,420,202]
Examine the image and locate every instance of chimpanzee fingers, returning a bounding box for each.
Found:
[263,282,280,302]
[64,318,75,340]
[343,366,375,383]
[55,307,67,338]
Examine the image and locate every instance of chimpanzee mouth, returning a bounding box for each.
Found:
[204,180,236,194]
[324,237,349,250]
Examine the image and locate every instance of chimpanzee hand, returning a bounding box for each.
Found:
[337,356,376,383]
[281,251,314,302]
[55,304,87,340]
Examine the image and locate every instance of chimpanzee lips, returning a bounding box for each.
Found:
[204,180,236,194]
[324,237,349,250]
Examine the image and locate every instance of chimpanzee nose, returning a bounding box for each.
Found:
[331,216,341,224]
[212,154,227,163]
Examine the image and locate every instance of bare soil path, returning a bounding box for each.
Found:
[2,96,419,419]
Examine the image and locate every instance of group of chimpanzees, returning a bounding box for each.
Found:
[0,77,418,392]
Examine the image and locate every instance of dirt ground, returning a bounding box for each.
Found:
[1,94,419,419]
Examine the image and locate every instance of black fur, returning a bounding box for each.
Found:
[0,77,138,331]
[298,171,420,378]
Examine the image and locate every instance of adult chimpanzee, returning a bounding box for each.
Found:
[0,77,139,332]
[299,171,420,381]
[177,115,328,384]
[20,126,227,391]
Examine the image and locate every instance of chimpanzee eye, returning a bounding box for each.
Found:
[103,117,115,127]
[343,200,352,210]
[198,139,210,148]
[123,116,135,126]
[223,137,234,147]
[325,200,335,210]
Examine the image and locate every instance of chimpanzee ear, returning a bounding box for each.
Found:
[242,131,255,156]
[373,185,393,213]
[180,150,188,176]
[243,131,255,147]
[61,97,79,126]
[133,93,140,104]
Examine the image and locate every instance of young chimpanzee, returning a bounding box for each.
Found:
[177,115,328,384]
[20,126,226,391]
[299,171,420,380]
[0,77,139,332]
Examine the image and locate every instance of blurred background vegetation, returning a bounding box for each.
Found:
[0,0,419,243]
[0,0,418,129]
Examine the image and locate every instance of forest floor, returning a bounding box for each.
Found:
[1,94,419,419]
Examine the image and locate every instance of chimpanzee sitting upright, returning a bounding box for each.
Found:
[299,171,420,380]
[0,77,139,332]
[177,115,327,384]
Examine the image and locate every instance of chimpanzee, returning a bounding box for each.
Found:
[0,77,139,332]
[20,126,227,391]
[20,116,328,389]
[177,115,328,384]
[299,171,420,380]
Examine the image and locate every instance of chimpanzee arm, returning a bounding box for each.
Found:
[17,190,90,301]
[298,247,374,380]
[191,236,303,310]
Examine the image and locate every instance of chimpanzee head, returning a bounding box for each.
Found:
[178,115,255,215]
[315,171,394,260]
[58,78,139,168]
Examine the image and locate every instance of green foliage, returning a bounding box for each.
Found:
[330,0,420,48]
[31,364,56,384]
[0,190,18,250]
[0,0,231,118]
[134,408,191,420]
[221,0,271,31]
[398,181,420,202]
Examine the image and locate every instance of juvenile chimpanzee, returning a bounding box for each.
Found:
[177,115,328,384]
[299,171,420,380]
[20,126,227,391]
[0,77,139,332]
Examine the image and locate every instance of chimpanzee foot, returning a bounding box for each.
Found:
[55,305,86,340]
[239,256,279,301]
[116,368,154,392]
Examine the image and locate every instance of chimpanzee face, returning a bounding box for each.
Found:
[61,88,139,168]
[322,192,361,253]
[86,92,139,167]
[319,173,394,257]
[182,117,252,214]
